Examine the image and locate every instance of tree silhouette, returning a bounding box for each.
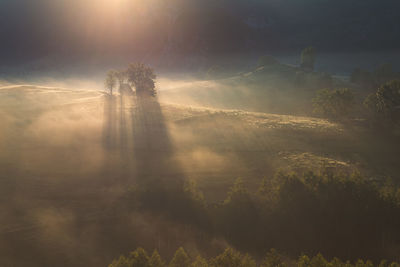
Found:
[149,250,165,267]
[364,80,400,124]
[129,247,150,267]
[210,248,250,267]
[105,70,118,96]
[191,256,208,267]
[109,246,400,267]
[261,249,286,267]
[169,247,191,267]
[126,63,157,96]
[301,46,316,71]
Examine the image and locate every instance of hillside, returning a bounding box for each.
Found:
[1,83,398,201]
[159,63,352,115]
[1,83,400,265]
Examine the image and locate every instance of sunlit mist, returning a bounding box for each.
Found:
[1,0,400,266]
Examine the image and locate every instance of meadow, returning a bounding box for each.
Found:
[1,62,400,266]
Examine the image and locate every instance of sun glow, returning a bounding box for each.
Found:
[96,0,131,11]
[27,0,168,54]
[56,0,147,49]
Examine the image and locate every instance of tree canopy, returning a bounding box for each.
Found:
[300,46,316,71]
[104,63,157,96]
[126,63,157,96]
[109,246,400,267]
[364,80,400,124]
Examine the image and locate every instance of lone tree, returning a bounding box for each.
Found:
[300,46,316,71]
[104,70,118,96]
[126,63,157,96]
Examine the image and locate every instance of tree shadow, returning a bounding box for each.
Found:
[130,95,184,190]
[102,91,185,194]
[119,92,128,156]
[102,95,118,151]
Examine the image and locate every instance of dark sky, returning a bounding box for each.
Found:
[1,0,400,70]
[0,1,66,62]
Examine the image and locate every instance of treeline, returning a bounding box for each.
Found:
[109,246,400,267]
[123,171,400,262]
[312,80,400,128]
[310,61,400,126]
[258,51,400,128]
[255,53,399,128]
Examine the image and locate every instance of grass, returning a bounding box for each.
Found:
[1,84,397,199]
[0,82,399,266]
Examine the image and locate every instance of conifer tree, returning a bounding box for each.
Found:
[169,247,191,267]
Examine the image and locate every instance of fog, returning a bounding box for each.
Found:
[2,54,400,264]
[2,0,400,265]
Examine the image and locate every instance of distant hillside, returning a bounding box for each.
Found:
[159,62,349,115]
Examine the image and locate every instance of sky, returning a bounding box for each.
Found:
[1,0,400,73]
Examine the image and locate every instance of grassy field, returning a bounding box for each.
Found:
[0,82,399,266]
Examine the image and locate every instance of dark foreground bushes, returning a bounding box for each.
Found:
[214,172,400,261]
[109,246,400,267]
[123,171,400,262]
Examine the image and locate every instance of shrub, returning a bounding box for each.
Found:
[364,80,400,125]
[312,88,355,119]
